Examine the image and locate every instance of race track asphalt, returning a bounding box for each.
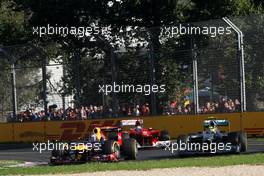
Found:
[0,139,263,164]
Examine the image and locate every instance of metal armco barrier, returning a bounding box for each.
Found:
[0,112,263,143]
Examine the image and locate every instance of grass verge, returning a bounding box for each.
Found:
[250,138,264,141]
[0,153,264,175]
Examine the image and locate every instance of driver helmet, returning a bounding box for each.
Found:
[135,120,141,127]
[210,120,216,127]
[135,120,142,132]
[208,120,217,133]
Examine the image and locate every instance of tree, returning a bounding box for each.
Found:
[4,0,264,112]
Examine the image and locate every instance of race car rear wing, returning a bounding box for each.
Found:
[99,126,121,132]
[203,119,230,127]
[120,119,143,127]
[203,119,230,133]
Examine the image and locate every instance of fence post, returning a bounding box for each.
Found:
[222,17,246,112]
[11,62,17,121]
[0,48,18,121]
[41,55,48,115]
[74,51,81,109]
[191,36,199,114]
[110,48,118,116]
[148,29,157,116]
[62,62,66,119]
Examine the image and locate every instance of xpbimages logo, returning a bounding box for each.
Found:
[98,82,166,95]
[32,24,112,37]
[164,141,232,154]
[160,24,232,38]
[32,140,101,154]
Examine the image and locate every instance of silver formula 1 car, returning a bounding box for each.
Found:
[177,118,247,156]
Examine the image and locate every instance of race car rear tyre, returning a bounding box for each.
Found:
[50,149,65,164]
[51,149,59,157]
[123,138,138,160]
[122,132,130,140]
[102,140,120,155]
[177,135,188,157]
[228,132,240,145]
[51,149,64,158]
[228,132,247,153]
[108,132,118,141]
[129,133,136,140]
[177,135,188,144]
[160,130,170,141]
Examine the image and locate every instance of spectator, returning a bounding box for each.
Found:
[127,107,132,116]
[14,96,241,122]
[69,108,77,120]
[170,101,177,115]
[134,105,141,116]
[81,106,87,120]
[142,103,150,116]
[119,106,125,117]
[177,105,183,114]
[235,99,241,111]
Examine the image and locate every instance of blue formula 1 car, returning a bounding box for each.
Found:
[49,126,137,165]
[177,118,247,156]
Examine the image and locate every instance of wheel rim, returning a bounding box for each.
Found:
[236,143,241,153]
[135,142,138,157]
[113,143,120,158]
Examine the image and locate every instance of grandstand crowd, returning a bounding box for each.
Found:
[16,98,240,122]
[164,98,240,115]
[16,103,150,122]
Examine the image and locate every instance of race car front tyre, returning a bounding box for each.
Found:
[160,130,170,141]
[228,132,240,145]
[240,132,247,152]
[228,132,247,153]
[123,138,138,160]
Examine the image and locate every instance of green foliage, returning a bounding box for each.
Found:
[0,0,26,45]
[0,0,263,111]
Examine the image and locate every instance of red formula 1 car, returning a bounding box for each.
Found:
[50,126,137,164]
[120,119,170,149]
